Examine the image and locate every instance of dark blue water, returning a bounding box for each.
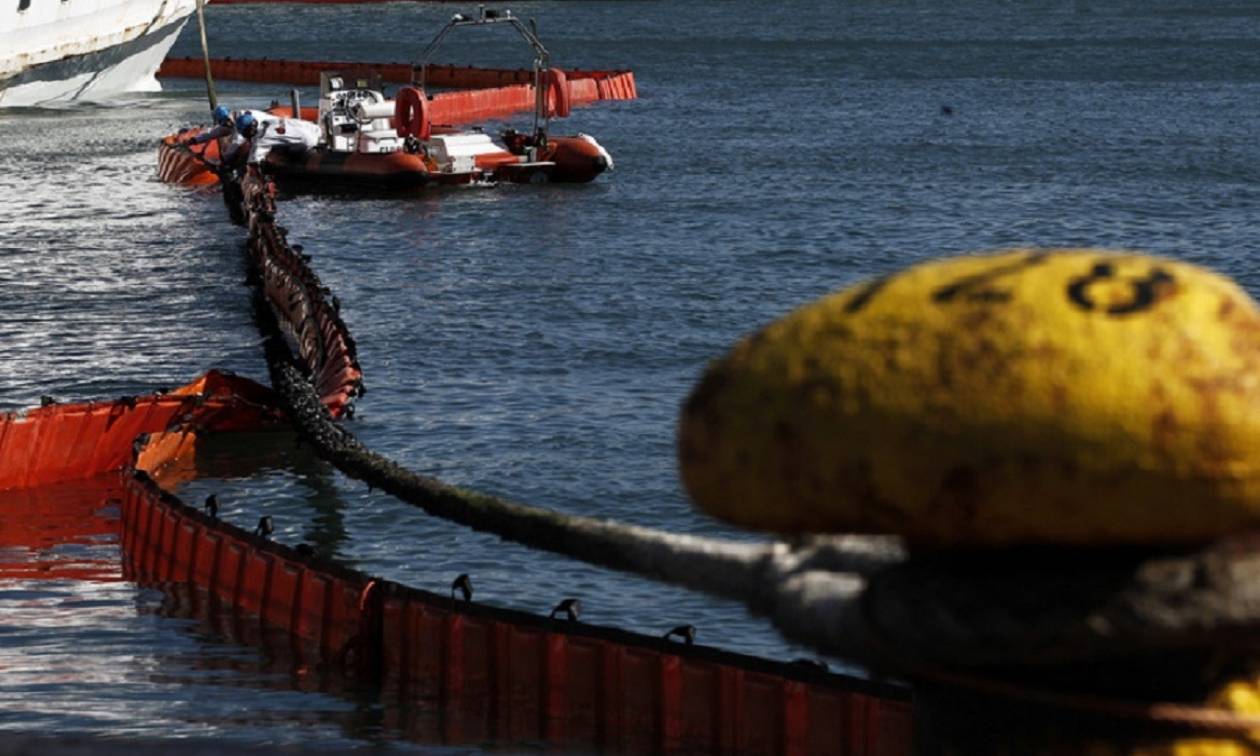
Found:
[4,0,1260,747]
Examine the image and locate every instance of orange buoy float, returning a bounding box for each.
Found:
[393,86,431,140]
[545,67,571,118]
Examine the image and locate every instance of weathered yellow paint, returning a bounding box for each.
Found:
[678,249,1260,545]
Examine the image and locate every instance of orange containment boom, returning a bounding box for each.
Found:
[120,468,913,754]
[39,83,915,748]
[158,130,219,187]
[0,371,282,491]
[157,131,221,187]
[207,0,457,5]
[0,477,129,582]
[158,57,637,103]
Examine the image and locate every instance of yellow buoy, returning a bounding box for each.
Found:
[678,249,1260,545]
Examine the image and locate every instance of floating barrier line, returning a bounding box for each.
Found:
[233,171,906,669]
[119,464,912,753]
[0,371,283,491]
[244,186,363,419]
[158,57,638,103]
[207,0,483,6]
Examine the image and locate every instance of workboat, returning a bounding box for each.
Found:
[264,67,612,187]
[1,0,198,106]
[167,7,613,188]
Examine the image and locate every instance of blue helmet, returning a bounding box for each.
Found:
[212,105,231,126]
[235,112,257,134]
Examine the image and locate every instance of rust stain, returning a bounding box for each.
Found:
[1219,296,1238,321]
[3,13,174,79]
[1050,384,1068,412]
[1151,409,1180,465]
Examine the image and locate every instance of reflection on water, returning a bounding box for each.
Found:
[0,476,123,582]
[137,582,389,747]
[176,430,351,561]
[131,578,520,752]
[0,468,373,746]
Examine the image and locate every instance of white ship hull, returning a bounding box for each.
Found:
[0,0,198,107]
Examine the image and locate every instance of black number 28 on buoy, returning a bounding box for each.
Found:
[678,249,1260,546]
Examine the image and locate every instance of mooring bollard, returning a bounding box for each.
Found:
[680,248,1260,753]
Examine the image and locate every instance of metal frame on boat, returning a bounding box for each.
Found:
[414,6,557,146]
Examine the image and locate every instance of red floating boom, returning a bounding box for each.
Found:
[0,371,282,491]
[121,468,914,754]
[208,0,468,5]
[245,180,364,418]
[157,57,637,103]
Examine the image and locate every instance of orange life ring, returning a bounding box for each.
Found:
[545,68,571,118]
[393,86,431,140]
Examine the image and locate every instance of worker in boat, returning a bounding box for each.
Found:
[188,104,233,141]
[189,106,318,175]
[216,111,258,174]
[244,111,322,167]
[188,105,237,156]
[185,105,254,179]
[208,104,234,131]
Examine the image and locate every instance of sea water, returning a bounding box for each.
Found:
[2,0,1260,746]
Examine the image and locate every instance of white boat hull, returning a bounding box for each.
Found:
[0,0,197,107]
